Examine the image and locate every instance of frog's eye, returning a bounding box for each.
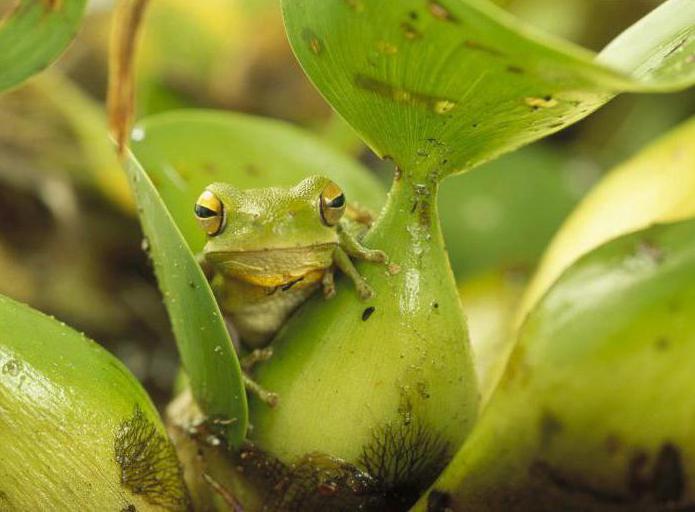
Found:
[319,181,346,227]
[194,190,225,236]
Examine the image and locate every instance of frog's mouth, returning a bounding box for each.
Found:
[205,245,335,288]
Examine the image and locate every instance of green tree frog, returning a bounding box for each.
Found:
[194,176,387,403]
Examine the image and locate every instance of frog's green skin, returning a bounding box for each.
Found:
[197,176,387,349]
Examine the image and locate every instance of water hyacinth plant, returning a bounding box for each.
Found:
[0,0,694,511]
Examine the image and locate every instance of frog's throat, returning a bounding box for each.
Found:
[205,245,334,288]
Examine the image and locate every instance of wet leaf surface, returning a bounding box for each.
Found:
[123,148,248,446]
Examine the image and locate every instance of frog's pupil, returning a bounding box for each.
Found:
[328,194,345,208]
[195,204,218,218]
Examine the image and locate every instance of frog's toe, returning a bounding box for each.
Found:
[366,249,388,263]
[357,282,375,300]
[324,286,337,299]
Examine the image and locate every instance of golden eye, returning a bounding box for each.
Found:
[319,181,346,227]
[194,190,225,236]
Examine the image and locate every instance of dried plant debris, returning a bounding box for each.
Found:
[115,405,190,511]
[108,0,151,155]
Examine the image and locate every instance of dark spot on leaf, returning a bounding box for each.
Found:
[343,0,364,11]
[42,0,63,12]
[114,405,190,511]
[432,302,439,309]
[302,28,323,55]
[627,451,650,498]
[427,489,452,511]
[362,306,375,321]
[245,164,261,176]
[354,74,457,114]
[604,434,622,455]
[409,10,419,20]
[653,443,685,503]
[539,410,562,450]
[428,1,458,23]
[401,21,422,40]
[464,40,506,57]
[506,65,525,74]
[532,459,630,504]
[121,505,137,512]
[416,381,431,399]
[636,239,664,264]
[655,337,670,351]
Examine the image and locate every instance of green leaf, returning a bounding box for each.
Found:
[518,115,695,327]
[129,109,386,253]
[0,0,87,92]
[413,217,695,511]
[282,0,695,179]
[123,149,248,447]
[0,294,189,510]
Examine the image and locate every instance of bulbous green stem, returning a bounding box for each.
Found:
[246,169,478,508]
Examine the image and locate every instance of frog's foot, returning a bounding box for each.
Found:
[338,226,389,264]
[355,280,375,301]
[243,374,279,407]
[360,248,388,264]
[322,268,336,299]
[241,347,274,371]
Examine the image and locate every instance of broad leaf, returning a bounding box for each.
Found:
[282,0,695,179]
[518,115,695,326]
[130,109,386,253]
[0,0,87,92]
[413,217,695,511]
[0,294,188,510]
[123,149,248,447]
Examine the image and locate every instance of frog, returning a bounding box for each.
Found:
[194,175,387,405]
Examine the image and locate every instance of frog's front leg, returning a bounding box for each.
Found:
[322,267,336,298]
[241,347,274,371]
[337,224,388,263]
[333,246,375,300]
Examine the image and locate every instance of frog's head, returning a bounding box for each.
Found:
[194,176,346,287]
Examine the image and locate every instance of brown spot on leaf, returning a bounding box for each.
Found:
[428,1,458,23]
[655,337,670,351]
[653,443,685,503]
[302,28,324,55]
[627,451,650,498]
[539,410,562,450]
[427,489,452,511]
[42,0,62,10]
[532,459,630,504]
[464,40,506,57]
[401,22,422,40]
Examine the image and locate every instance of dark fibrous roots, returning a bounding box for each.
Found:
[232,419,451,511]
[115,405,190,511]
